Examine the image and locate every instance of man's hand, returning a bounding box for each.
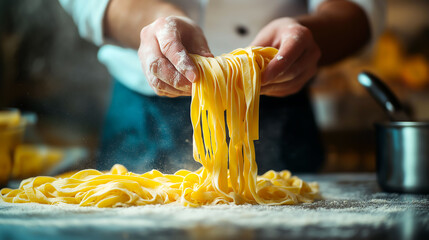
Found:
[251,18,321,97]
[138,16,213,97]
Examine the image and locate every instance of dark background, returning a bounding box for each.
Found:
[0,0,110,162]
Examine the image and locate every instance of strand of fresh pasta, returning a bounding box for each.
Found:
[0,47,319,207]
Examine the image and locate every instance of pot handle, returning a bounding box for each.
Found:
[358,71,411,121]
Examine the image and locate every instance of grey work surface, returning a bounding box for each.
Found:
[0,174,428,240]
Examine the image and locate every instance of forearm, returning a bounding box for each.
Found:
[297,0,371,66]
[104,0,186,49]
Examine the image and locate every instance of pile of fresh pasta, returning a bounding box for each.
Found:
[0,47,319,207]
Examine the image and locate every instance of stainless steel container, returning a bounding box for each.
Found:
[375,121,429,193]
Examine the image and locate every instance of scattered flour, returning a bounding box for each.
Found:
[144,54,160,75]
[1,174,427,239]
[0,201,398,229]
[156,18,178,45]
[176,50,193,73]
[283,33,300,43]
[291,34,300,41]
[287,24,300,29]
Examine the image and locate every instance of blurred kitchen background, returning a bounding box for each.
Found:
[0,0,428,174]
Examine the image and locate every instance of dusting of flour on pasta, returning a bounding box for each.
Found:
[0,47,319,208]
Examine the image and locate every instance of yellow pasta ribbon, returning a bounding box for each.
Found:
[0,47,319,207]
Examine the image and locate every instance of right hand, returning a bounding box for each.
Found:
[138,16,213,97]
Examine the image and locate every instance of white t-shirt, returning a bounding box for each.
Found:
[59,0,385,95]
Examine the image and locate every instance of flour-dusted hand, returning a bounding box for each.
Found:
[251,18,321,97]
[138,16,213,97]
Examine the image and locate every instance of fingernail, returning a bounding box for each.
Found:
[205,53,214,58]
[200,49,214,58]
[186,71,196,82]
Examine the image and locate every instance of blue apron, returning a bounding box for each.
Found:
[99,79,324,174]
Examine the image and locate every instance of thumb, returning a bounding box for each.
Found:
[188,45,213,58]
[251,27,273,47]
[187,35,214,58]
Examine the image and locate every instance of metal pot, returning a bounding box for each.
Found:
[358,72,429,193]
[375,121,429,193]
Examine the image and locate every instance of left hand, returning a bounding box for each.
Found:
[251,18,321,97]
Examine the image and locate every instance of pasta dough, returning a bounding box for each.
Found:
[0,47,319,207]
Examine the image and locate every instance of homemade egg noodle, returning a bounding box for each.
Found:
[1,47,319,207]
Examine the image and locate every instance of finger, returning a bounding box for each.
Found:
[147,75,190,97]
[251,28,273,47]
[155,22,199,83]
[167,16,213,58]
[157,89,185,98]
[183,29,214,58]
[139,36,192,94]
[280,46,320,82]
[151,57,193,93]
[187,44,214,58]
[265,45,321,85]
[261,65,317,97]
[261,50,305,86]
[262,27,312,85]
